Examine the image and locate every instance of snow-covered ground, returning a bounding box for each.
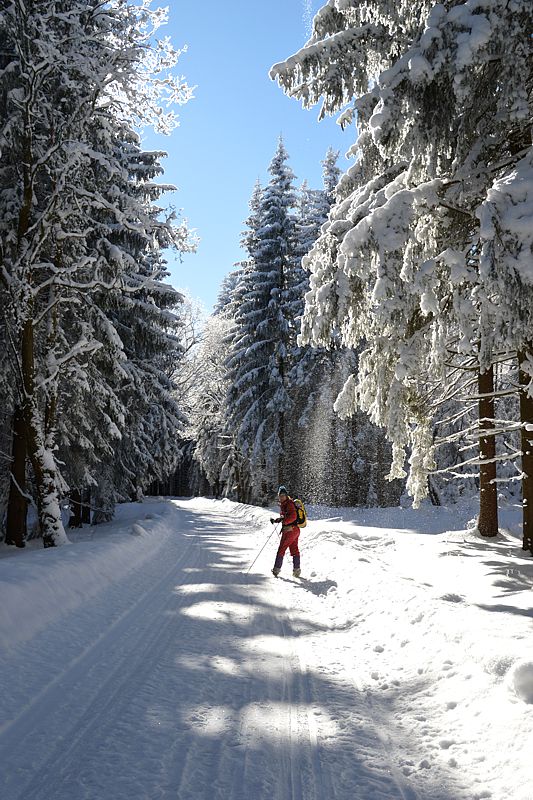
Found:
[1,497,532,800]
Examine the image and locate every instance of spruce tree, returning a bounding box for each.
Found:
[226,139,297,500]
[0,1,192,544]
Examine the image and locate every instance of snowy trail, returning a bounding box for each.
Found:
[0,499,406,800]
[1,500,336,800]
[1,498,532,800]
[1,504,203,799]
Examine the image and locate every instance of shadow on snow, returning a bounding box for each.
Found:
[4,500,478,800]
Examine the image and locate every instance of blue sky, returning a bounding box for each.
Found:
[145,0,354,311]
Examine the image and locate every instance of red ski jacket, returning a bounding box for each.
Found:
[278,497,299,531]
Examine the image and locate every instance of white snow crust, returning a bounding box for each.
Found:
[1,497,532,800]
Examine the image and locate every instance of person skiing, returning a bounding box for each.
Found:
[270,485,301,578]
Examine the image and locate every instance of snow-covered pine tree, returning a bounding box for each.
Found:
[226,140,297,501]
[287,149,401,505]
[291,179,329,318]
[178,185,267,505]
[218,181,264,327]
[213,272,241,318]
[272,1,533,539]
[322,146,342,205]
[272,2,448,510]
[84,134,190,516]
[50,132,190,524]
[0,1,192,545]
[287,157,339,496]
[185,313,235,498]
[206,183,267,501]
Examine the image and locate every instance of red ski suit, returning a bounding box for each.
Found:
[275,497,300,565]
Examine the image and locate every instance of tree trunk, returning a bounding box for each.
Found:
[518,349,533,554]
[278,352,286,488]
[20,319,68,547]
[68,489,83,528]
[25,422,68,547]
[91,466,115,525]
[81,489,91,524]
[5,406,28,547]
[278,411,285,489]
[14,121,67,547]
[427,475,441,507]
[477,365,498,537]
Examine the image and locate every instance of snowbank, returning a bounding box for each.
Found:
[0,501,175,650]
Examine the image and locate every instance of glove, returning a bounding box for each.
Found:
[270,518,276,524]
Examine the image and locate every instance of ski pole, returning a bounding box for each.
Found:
[246,523,281,574]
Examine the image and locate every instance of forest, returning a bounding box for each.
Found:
[1,0,533,556]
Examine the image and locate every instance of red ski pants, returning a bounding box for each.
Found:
[274,527,300,568]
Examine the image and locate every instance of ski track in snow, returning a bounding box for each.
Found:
[1,498,532,800]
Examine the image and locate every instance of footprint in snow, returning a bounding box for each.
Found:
[439,739,455,749]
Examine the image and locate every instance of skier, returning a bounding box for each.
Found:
[270,485,301,578]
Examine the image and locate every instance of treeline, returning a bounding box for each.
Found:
[183,140,403,508]
[268,0,533,551]
[4,1,533,554]
[0,1,193,547]
[184,0,533,555]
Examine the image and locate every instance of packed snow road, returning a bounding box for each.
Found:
[1,498,532,800]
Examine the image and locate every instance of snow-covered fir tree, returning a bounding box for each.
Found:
[184,312,245,500]
[217,180,264,327]
[288,150,401,505]
[272,0,533,544]
[287,155,340,496]
[190,144,402,508]
[226,139,298,501]
[0,0,193,546]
